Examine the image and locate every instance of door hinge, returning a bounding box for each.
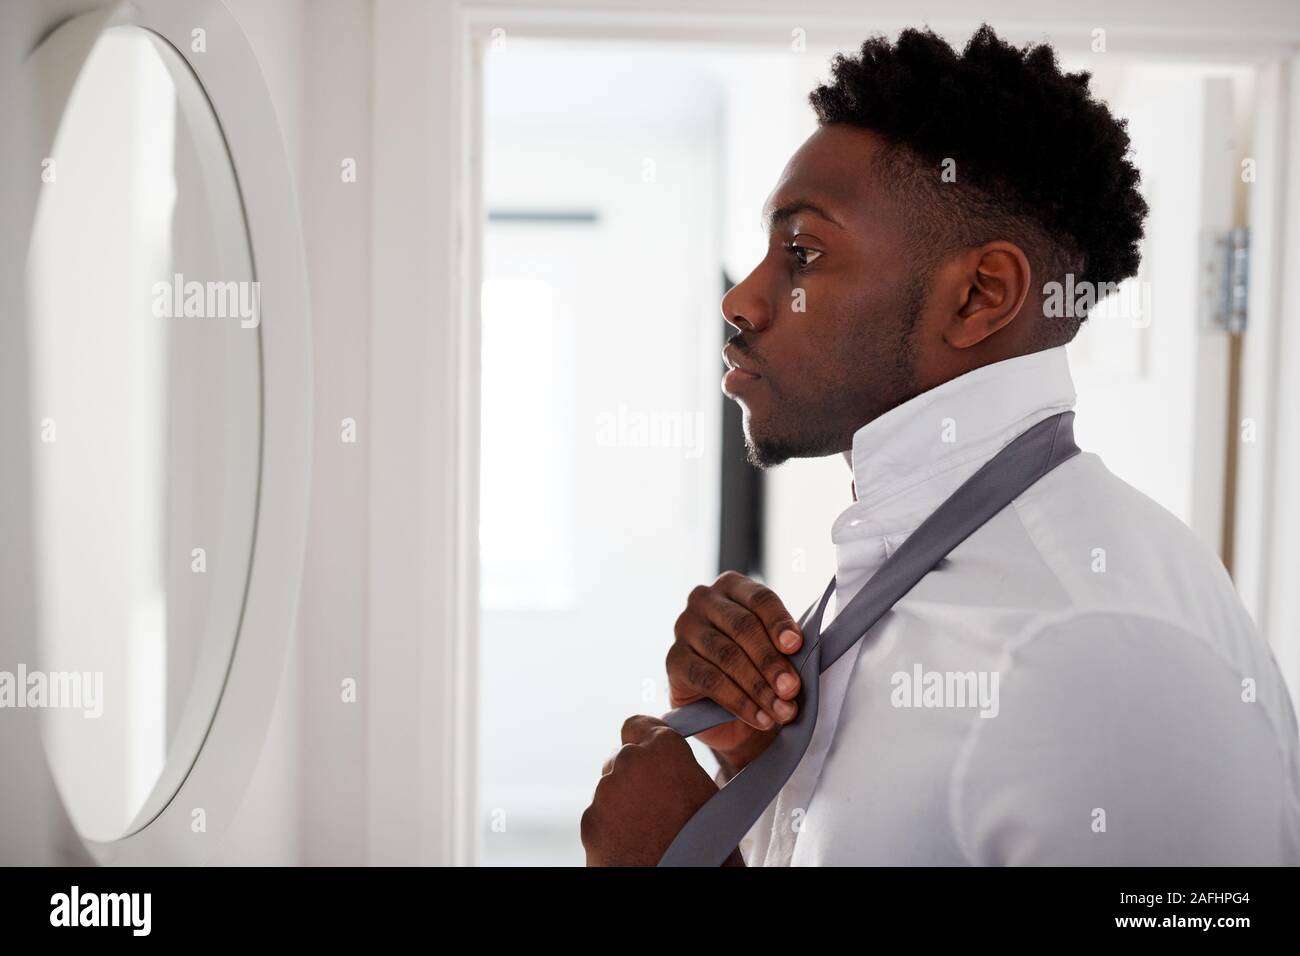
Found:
[1200,227,1250,333]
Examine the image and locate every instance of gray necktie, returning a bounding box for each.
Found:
[657,410,1081,866]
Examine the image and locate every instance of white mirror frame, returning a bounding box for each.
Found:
[17,0,311,865]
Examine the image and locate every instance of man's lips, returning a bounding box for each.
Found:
[721,345,762,395]
[722,345,760,377]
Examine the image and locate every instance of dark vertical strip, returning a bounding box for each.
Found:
[717,269,764,576]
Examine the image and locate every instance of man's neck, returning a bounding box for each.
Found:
[842,450,858,501]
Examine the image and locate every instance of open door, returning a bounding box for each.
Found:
[1066,68,1244,561]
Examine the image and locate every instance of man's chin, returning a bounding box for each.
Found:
[743,430,802,469]
[744,440,786,469]
[743,418,845,468]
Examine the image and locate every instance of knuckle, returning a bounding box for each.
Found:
[721,604,748,634]
[728,609,764,644]
[768,617,795,640]
[712,637,742,670]
[686,658,719,692]
[749,586,793,627]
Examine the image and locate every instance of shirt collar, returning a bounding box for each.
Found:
[836,345,1077,537]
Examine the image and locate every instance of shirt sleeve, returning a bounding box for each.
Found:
[948,611,1298,865]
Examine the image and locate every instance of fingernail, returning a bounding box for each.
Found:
[776,673,797,696]
[756,711,774,729]
[774,699,795,721]
[779,629,800,650]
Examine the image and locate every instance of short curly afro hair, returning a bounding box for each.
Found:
[809,24,1149,345]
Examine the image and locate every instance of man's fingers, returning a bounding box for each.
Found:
[668,574,807,732]
[699,591,801,715]
[620,714,671,746]
[675,649,778,731]
[719,572,804,655]
[684,624,785,725]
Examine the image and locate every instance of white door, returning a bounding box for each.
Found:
[1066,68,1245,559]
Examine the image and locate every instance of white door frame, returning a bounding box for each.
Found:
[377,0,1300,864]
[1234,57,1300,699]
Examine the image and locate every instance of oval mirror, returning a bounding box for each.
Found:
[25,23,260,844]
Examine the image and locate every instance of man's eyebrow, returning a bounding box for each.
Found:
[762,199,841,232]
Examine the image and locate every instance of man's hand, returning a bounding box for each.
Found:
[581,715,742,866]
[666,571,804,771]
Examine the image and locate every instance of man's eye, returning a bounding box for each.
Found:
[787,244,822,267]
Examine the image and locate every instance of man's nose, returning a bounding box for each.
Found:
[721,274,771,333]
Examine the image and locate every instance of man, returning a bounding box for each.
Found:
[580,25,1300,866]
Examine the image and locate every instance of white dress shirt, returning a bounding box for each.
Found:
[734,345,1300,865]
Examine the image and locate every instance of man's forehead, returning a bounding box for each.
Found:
[761,194,842,231]
[761,125,886,230]
[760,179,870,233]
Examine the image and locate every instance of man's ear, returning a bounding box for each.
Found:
[941,242,1032,349]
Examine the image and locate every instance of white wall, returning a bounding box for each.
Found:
[210,0,381,865]
[202,0,306,866]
